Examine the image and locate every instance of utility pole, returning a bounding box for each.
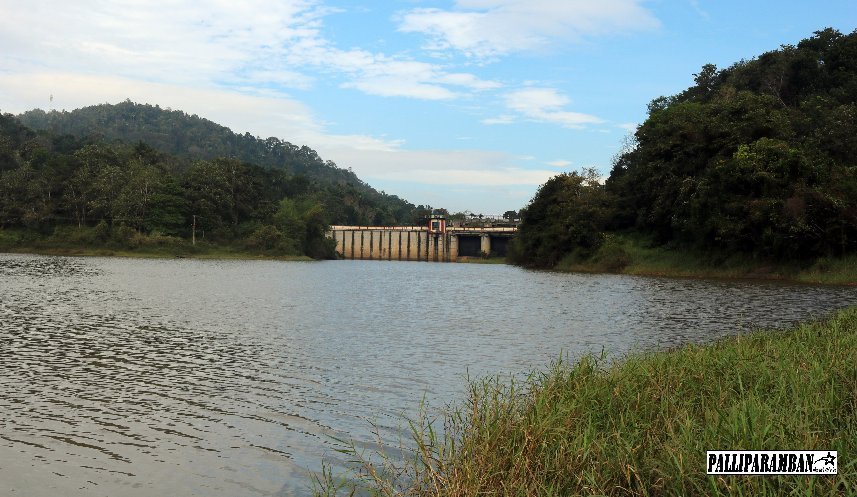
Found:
[192,215,196,246]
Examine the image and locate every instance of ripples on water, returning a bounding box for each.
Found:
[1,253,855,496]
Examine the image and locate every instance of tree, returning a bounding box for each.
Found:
[65,144,123,228]
[502,210,518,221]
[16,101,419,225]
[271,197,335,258]
[604,28,857,259]
[511,168,611,267]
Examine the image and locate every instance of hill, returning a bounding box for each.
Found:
[0,103,425,258]
[17,100,417,226]
[512,28,857,270]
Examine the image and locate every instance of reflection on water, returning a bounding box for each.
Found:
[1,253,855,496]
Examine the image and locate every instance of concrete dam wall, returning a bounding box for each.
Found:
[329,225,516,262]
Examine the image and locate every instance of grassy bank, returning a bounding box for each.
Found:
[0,227,312,261]
[315,307,857,496]
[455,256,508,265]
[552,234,857,285]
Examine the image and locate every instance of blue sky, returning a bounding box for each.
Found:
[0,1,854,214]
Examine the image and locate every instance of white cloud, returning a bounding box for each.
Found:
[383,167,555,186]
[398,0,660,59]
[437,73,502,90]
[504,88,603,128]
[0,1,560,212]
[0,0,499,102]
[0,70,547,212]
[481,115,515,125]
[508,87,569,109]
[0,68,550,186]
[452,169,554,186]
[337,59,464,100]
[618,122,638,132]
[0,72,322,140]
[288,45,500,100]
[0,0,325,88]
[547,160,572,168]
[322,141,474,172]
[309,136,558,211]
[688,0,711,19]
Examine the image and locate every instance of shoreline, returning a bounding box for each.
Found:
[316,306,857,496]
[0,245,314,262]
[0,245,506,264]
[2,230,855,286]
[550,262,857,286]
[3,244,856,287]
[545,235,857,286]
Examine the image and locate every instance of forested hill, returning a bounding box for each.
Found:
[0,106,423,258]
[17,101,415,224]
[513,28,857,268]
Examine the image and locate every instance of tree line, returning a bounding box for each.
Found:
[512,28,857,268]
[17,101,421,227]
[0,112,423,258]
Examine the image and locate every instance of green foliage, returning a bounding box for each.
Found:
[112,224,137,245]
[144,179,189,235]
[0,109,352,259]
[608,28,857,260]
[92,220,110,242]
[516,28,857,269]
[588,234,632,272]
[17,100,418,226]
[245,224,292,253]
[1,97,436,258]
[272,197,337,258]
[51,225,98,245]
[511,168,612,267]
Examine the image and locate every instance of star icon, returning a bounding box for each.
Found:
[819,452,836,467]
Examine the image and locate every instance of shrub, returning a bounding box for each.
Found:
[592,235,632,272]
[93,220,110,243]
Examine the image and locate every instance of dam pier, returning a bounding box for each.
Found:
[329,215,517,262]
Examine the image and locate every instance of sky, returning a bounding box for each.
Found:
[0,1,855,214]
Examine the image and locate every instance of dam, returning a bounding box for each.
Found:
[329,215,517,262]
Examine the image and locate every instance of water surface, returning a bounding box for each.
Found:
[1,254,855,496]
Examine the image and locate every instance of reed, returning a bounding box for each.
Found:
[314,307,857,496]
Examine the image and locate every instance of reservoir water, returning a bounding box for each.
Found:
[2,253,855,496]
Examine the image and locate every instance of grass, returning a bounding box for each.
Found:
[456,256,508,264]
[314,307,857,496]
[799,256,857,285]
[0,227,312,261]
[554,234,857,285]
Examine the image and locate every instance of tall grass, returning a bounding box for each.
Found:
[800,255,857,285]
[314,307,857,496]
[553,234,857,285]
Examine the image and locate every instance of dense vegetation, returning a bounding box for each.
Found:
[316,306,857,496]
[512,29,857,269]
[17,101,420,227]
[0,106,424,258]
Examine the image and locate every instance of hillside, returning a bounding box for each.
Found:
[512,28,857,269]
[0,106,421,258]
[17,101,416,225]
